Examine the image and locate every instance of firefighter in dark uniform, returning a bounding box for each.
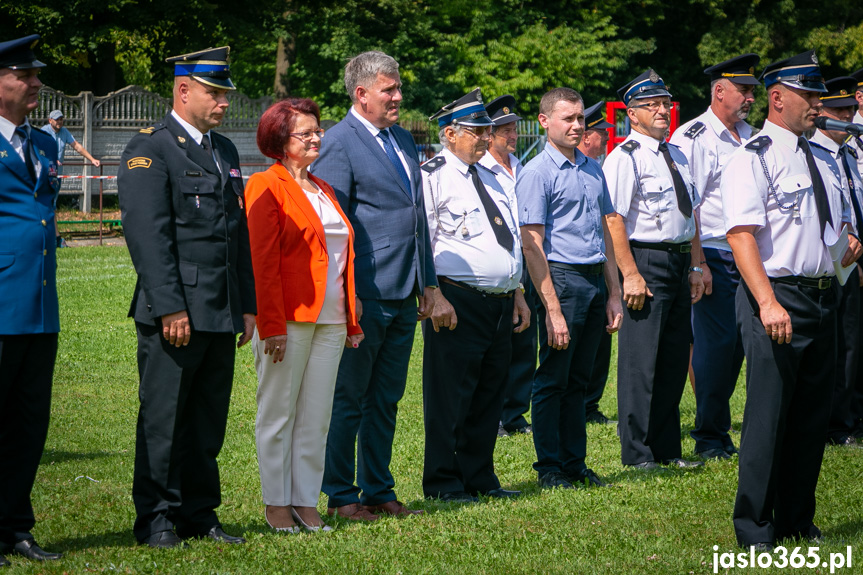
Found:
[0,33,63,567]
[118,47,256,549]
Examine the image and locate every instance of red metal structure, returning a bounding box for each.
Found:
[604,101,681,156]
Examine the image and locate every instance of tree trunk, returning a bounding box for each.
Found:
[274,32,296,99]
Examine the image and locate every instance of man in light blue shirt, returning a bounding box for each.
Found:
[517,87,622,490]
[41,109,100,174]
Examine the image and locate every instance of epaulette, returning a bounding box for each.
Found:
[684,121,706,139]
[847,146,858,160]
[421,155,446,173]
[619,140,640,154]
[744,135,771,153]
[808,140,830,153]
[139,122,166,135]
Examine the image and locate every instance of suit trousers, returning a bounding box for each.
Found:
[132,323,235,542]
[500,264,538,431]
[585,332,611,417]
[0,334,57,544]
[827,279,860,440]
[253,322,346,507]
[733,281,837,546]
[618,247,692,466]
[532,267,606,476]
[323,297,416,507]
[421,282,512,496]
[691,247,744,452]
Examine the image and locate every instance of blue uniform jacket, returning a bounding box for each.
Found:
[0,126,60,334]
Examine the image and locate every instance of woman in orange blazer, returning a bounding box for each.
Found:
[245,98,363,534]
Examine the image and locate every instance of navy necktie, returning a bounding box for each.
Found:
[15,127,36,182]
[798,137,833,239]
[657,141,692,218]
[839,147,863,231]
[377,129,411,192]
[467,164,514,252]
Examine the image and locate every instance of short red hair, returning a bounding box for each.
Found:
[256,98,321,160]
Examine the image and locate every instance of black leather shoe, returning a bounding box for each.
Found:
[538,471,574,489]
[142,530,186,549]
[199,526,246,544]
[435,491,479,503]
[664,458,704,468]
[629,461,660,470]
[0,553,9,568]
[11,539,62,561]
[483,488,521,499]
[827,435,862,448]
[586,411,617,425]
[569,468,607,487]
[497,424,510,437]
[697,447,732,460]
[724,444,739,455]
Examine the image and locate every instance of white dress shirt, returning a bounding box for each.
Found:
[423,148,522,292]
[811,129,863,234]
[603,129,700,243]
[722,120,849,278]
[670,107,752,251]
[478,150,521,195]
[0,115,41,171]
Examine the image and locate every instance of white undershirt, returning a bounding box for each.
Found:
[303,185,349,323]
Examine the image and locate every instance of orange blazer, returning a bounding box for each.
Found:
[244,162,361,339]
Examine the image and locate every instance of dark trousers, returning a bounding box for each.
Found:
[323,297,416,507]
[421,283,512,496]
[733,281,837,546]
[827,280,861,440]
[691,248,744,452]
[618,248,691,466]
[132,323,235,542]
[500,265,538,431]
[0,334,57,544]
[585,332,611,417]
[532,267,606,476]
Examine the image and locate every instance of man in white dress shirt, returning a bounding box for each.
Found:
[604,69,706,470]
[724,51,861,549]
[670,54,760,460]
[421,88,530,502]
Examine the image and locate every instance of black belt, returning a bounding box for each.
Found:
[548,261,604,275]
[439,276,514,299]
[770,275,833,290]
[630,241,692,254]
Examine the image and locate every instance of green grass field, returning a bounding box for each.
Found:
[11,246,863,574]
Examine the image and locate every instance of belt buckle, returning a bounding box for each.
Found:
[817,277,830,289]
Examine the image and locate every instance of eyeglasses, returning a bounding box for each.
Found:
[289,129,325,142]
[462,126,492,139]
[631,101,675,112]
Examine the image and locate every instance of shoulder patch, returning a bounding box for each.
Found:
[127,157,152,169]
[744,135,772,153]
[620,140,640,154]
[421,155,446,173]
[139,122,166,135]
[684,121,706,139]
[847,146,858,160]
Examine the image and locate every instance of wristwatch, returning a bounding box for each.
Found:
[689,266,703,274]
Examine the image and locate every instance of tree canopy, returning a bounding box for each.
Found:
[2,0,862,123]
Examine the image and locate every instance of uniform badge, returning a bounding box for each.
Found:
[229,168,241,178]
[127,157,152,169]
[502,107,510,114]
[0,150,7,158]
[177,136,186,144]
[39,149,45,156]
[811,52,819,64]
[841,89,848,95]
[749,67,755,74]
[48,164,57,177]
[494,216,503,226]
[649,70,660,83]
[671,162,678,171]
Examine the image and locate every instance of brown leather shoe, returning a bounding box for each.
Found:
[326,503,379,521]
[364,500,424,517]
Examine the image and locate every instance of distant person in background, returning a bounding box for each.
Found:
[577,101,616,426]
[478,94,535,438]
[244,98,363,533]
[0,33,63,566]
[41,109,101,248]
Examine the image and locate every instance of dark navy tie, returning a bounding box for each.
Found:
[657,141,692,218]
[15,127,36,182]
[798,137,833,239]
[839,147,863,232]
[377,129,411,192]
[467,164,514,252]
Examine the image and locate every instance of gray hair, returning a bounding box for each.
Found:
[438,124,465,149]
[344,51,400,103]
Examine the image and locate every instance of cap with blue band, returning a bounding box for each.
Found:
[166,46,235,90]
[429,88,493,127]
[617,69,672,106]
[760,50,826,93]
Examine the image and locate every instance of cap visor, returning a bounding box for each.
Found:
[457,116,494,127]
[728,77,761,86]
[9,59,46,70]
[633,88,673,100]
[781,80,827,93]
[194,76,236,90]
[822,96,857,107]
[590,120,614,129]
[492,114,522,126]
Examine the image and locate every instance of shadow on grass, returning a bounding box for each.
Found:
[826,518,863,540]
[53,529,135,551]
[604,464,708,485]
[41,449,115,464]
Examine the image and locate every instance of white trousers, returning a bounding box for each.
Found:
[253,322,347,507]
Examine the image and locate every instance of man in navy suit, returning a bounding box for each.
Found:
[0,34,63,565]
[312,51,436,520]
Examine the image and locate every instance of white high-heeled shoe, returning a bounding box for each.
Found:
[265,506,300,534]
[291,507,333,532]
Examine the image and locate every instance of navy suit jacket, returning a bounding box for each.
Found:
[0,125,60,335]
[311,110,435,300]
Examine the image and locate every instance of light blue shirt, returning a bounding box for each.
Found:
[41,124,75,165]
[517,144,613,265]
